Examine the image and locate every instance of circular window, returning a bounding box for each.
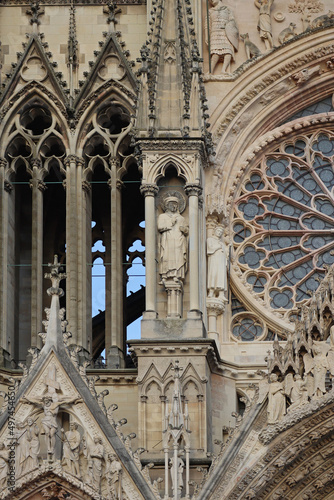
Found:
[233,130,334,322]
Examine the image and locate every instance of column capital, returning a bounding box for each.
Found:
[0,158,7,169]
[29,178,47,192]
[140,183,159,197]
[30,158,42,169]
[109,157,120,169]
[4,180,13,193]
[184,183,202,197]
[82,180,91,193]
[107,178,124,191]
[64,155,85,167]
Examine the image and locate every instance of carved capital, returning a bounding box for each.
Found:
[107,178,124,191]
[4,180,13,193]
[30,158,42,169]
[82,180,91,193]
[184,183,202,197]
[0,158,7,169]
[109,157,120,169]
[64,155,85,168]
[29,179,47,192]
[206,297,225,316]
[140,184,159,197]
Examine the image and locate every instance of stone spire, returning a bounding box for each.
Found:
[163,360,190,499]
[136,0,212,149]
[67,0,78,98]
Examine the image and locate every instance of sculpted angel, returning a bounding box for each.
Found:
[304,341,330,397]
[205,0,239,74]
[267,373,286,424]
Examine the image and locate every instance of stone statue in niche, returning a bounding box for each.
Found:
[107,453,123,500]
[61,422,82,478]
[0,442,8,489]
[205,0,239,74]
[304,341,330,397]
[158,194,188,284]
[170,455,185,498]
[207,225,229,301]
[267,373,286,424]
[254,0,274,51]
[86,437,104,493]
[285,374,308,411]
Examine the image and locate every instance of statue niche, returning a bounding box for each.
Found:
[158,191,188,318]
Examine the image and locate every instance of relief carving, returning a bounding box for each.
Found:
[254,0,274,51]
[61,422,82,478]
[205,1,239,74]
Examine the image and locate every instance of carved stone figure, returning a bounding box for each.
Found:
[0,442,8,490]
[254,0,274,51]
[107,403,118,425]
[304,341,329,397]
[207,226,228,300]
[278,22,297,44]
[240,33,261,60]
[158,196,188,284]
[88,437,104,493]
[311,11,334,29]
[205,0,239,74]
[107,453,122,500]
[286,374,308,411]
[17,418,40,475]
[170,455,184,498]
[61,422,81,478]
[267,373,286,424]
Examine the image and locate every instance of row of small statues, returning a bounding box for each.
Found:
[267,338,334,424]
[0,420,123,498]
[206,0,334,74]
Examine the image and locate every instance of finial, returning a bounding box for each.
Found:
[103,0,122,32]
[26,1,45,33]
[45,255,66,297]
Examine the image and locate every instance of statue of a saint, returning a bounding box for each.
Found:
[304,341,330,397]
[170,456,184,497]
[254,0,274,51]
[18,418,40,475]
[158,196,188,284]
[285,374,308,411]
[88,437,104,492]
[107,453,122,500]
[207,226,229,300]
[61,422,81,478]
[205,0,239,74]
[267,373,286,424]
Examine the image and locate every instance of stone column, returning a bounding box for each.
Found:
[65,155,86,347]
[185,184,202,317]
[206,298,225,343]
[107,158,124,368]
[30,160,46,348]
[0,159,12,362]
[140,184,159,318]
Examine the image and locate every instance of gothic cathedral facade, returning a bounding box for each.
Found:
[0,0,334,498]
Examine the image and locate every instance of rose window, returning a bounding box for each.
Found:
[233,129,334,325]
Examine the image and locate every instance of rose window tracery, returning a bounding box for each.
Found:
[233,129,334,328]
